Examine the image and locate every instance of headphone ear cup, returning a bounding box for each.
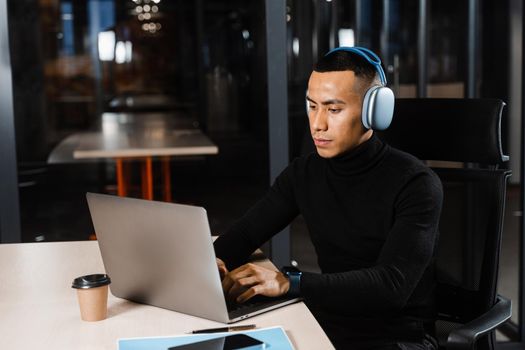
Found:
[361,86,395,131]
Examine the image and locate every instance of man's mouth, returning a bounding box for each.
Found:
[313,137,331,146]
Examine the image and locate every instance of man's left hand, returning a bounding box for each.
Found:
[221,263,290,303]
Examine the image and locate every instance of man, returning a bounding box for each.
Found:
[214,48,443,349]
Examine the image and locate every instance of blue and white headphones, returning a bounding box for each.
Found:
[324,46,395,131]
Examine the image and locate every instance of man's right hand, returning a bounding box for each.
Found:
[216,258,228,280]
[221,263,290,303]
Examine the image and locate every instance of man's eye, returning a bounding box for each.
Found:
[329,108,341,113]
[309,105,317,110]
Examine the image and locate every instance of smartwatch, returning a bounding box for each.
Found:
[281,266,302,297]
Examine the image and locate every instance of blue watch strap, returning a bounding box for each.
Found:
[287,272,302,296]
[282,266,302,297]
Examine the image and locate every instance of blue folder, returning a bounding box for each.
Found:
[118,326,294,350]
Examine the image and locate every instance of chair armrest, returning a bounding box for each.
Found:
[447,295,512,350]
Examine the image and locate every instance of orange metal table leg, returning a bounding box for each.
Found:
[124,160,131,193]
[162,156,172,202]
[141,157,154,200]
[116,158,127,197]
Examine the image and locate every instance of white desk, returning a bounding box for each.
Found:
[48,112,219,201]
[0,241,334,350]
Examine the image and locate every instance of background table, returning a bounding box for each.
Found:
[0,241,334,350]
[48,112,218,201]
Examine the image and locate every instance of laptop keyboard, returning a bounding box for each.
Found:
[226,294,296,318]
[227,295,270,312]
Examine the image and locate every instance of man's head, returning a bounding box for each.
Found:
[306,50,382,158]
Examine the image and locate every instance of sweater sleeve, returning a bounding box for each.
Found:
[300,171,443,315]
[213,166,300,269]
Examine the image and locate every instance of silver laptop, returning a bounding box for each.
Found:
[86,192,300,323]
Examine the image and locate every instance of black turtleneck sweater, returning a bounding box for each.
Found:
[214,134,443,347]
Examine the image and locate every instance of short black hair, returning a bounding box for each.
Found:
[314,50,379,84]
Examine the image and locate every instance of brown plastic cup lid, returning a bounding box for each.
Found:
[72,274,111,289]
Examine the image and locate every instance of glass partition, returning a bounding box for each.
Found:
[9,0,270,242]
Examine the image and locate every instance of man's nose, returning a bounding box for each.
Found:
[311,109,328,131]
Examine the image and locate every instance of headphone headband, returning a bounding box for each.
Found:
[325,46,387,85]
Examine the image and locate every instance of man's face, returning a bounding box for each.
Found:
[306,70,373,158]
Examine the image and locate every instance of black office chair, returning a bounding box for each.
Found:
[380,98,512,350]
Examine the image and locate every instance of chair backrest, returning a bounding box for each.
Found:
[380,98,511,349]
[380,98,508,164]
